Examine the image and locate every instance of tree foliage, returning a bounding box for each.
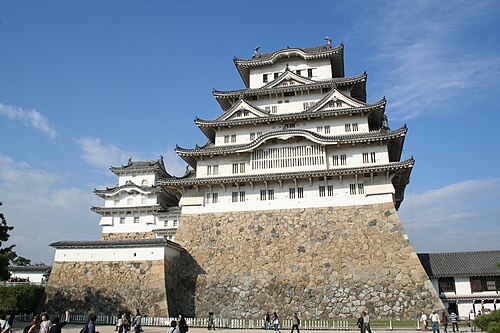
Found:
[11,256,32,267]
[0,285,45,313]
[475,310,500,333]
[0,202,17,281]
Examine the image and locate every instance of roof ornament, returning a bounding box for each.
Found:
[253,46,261,59]
[286,63,289,71]
[325,36,332,48]
[128,157,132,164]
[159,155,164,162]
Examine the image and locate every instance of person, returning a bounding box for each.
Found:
[0,313,11,333]
[421,313,429,331]
[28,316,42,333]
[356,313,364,333]
[290,313,300,333]
[119,313,129,333]
[87,313,99,333]
[24,317,37,333]
[115,314,122,332]
[168,321,180,333]
[362,311,372,333]
[430,311,440,333]
[178,315,188,333]
[208,312,215,330]
[441,311,448,333]
[272,312,280,333]
[265,312,270,330]
[468,310,475,332]
[124,313,131,333]
[49,311,69,333]
[40,314,52,333]
[449,312,459,333]
[133,309,142,333]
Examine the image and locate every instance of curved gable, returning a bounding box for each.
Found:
[217,99,269,121]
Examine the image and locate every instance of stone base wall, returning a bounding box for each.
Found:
[175,203,443,319]
[101,232,156,240]
[46,259,175,316]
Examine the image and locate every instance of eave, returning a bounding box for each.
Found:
[234,43,344,87]
[94,183,163,198]
[213,72,367,111]
[195,98,386,142]
[176,126,407,168]
[50,238,184,251]
[90,204,165,215]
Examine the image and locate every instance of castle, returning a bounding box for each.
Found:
[46,39,443,319]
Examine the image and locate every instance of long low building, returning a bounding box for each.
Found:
[418,250,500,317]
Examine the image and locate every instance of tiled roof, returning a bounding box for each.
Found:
[91,204,166,214]
[50,238,184,251]
[213,73,366,110]
[9,265,51,272]
[94,182,162,197]
[417,250,500,278]
[110,157,170,177]
[233,43,344,87]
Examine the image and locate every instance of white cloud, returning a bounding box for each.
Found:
[77,137,136,171]
[0,102,58,138]
[361,2,500,119]
[398,178,500,252]
[0,154,100,264]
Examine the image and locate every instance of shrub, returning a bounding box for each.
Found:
[475,310,500,333]
[0,285,45,313]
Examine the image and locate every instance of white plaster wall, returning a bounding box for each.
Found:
[53,246,180,262]
[9,272,45,283]
[430,278,439,294]
[455,277,472,294]
[181,175,394,214]
[249,58,332,88]
[118,174,156,186]
[104,192,157,207]
[100,215,179,234]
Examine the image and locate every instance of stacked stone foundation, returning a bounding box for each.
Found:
[175,203,443,319]
[46,259,175,316]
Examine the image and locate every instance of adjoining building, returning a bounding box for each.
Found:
[418,250,500,317]
[47,38,444,318]
[7,265,51,285]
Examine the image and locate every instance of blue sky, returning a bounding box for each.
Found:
[1,1,499,264]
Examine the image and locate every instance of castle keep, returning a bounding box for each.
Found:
[47,39,443,318]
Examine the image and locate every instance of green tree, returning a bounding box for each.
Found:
[0,202,16,280]
[11,256,31,266]
[475,310,500,333]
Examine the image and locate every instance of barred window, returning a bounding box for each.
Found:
[438,277,456,293]
[303,102,309,110]
[260,190,267,201]
[213,165,218,175]
[206,192,211,204]
[232,192,238,202]
[207,165,212,175]
[252,145,325,170]
[250,133,255,140]
[332,155,339,166]
[319,186,326,197]
[263,74,268,83]
[352,123,359,131]
[134,216,139,223]
[289,188,295,199]
[271,106,277,113]
[345,124,351,132]
[328,185,334,196]
[350,184,357,195]
[120,217,125,224]
[317,126,323,133]
[340,155,347,165]
[268,189,274,200]
[371,152,376,163]
[363,153,369,163]
[212,193,218,204]
[239,163,245,173]
[297,187,304,198]
[232,163,238,174]
[324,125,330,134]
[307,68,313,78]
[224,135,230,143]
[231,134,236,143]
[239,191,245,202]
[358,183,364,195]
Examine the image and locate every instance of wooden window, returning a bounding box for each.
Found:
[317,126,323,133]
[274,73,279,79]
[438,277,456,293]
[303,102,309,110]
[213,165,218,175]
[212,193,218,204]
[332,155,339,166]
[352,123,359,131]
[358,183,364,195]
[268,189,274,200]
[363,153,369,163]
[307,68,313,78]
[239,163,245,173]
[224,135,230,143]
[207,165,212,175]
[232,163,238,174]
[232,192,238,202]
[263,74,268,83]
[250,133,255,140]
[289,188,295,199]
[231,134,236,143]
[173,220,178,226]
[134,216,139,223]
[297,187,304,198]
[239,191,245,202]
[271,106,277,113]
[319,186,326,197]
[327,185,334,196]
[244,111,249,117]
[324,126,330,134]
[205,192,211,204]
[371,152,376,163]
[119,217,125,224]
[260,190,267,201]
[350,184,357,195]
[345,124,351,132]
[296,70,302,75]
[340,155,347,165]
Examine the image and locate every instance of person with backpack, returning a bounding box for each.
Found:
[0,313,11,333]
[291,313,300,333]
[87,313,99,333]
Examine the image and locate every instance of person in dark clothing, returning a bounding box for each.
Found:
[23,318,37,333]
[49,311,69,333]
[87,314,98,333]
[178,315,188,333]
[357,314,364,333]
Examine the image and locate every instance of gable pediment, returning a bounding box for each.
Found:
[217,99,269,121]
[306,89,365,113]
[263,70,315,89]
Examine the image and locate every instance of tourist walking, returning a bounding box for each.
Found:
[356,313,364,333]
[468,310,475,332]
[178,315,188,333]
[168,321,180,333]
[40,314,52,333]
[87,314,98,333]
[449,312,459,333]
[207,312,215,330]
[272,312,280,333]
[265,312,270,330]
[290,313,300,333]
[49,311,69,333]
[0,313,11,333]
[431,311,440,333]
[133,310,142,333]
[441,311,448,333]
[421,313,429,331]
[362,311,372,333]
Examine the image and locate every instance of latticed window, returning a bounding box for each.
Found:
[438,277,456,293]
[231,134,236,143]
[371,152,376,163]
[345,123,351,132]
[319,186,326,197]
[232,192,238,202]
[328,185,334,196]
[250,133,256,140]
[239,163,245,173]
[358,183,364,195]
[271,106,277,113]
[268,189,274,200]
[224,135,230,143]
[297,187,304,198]
[232,163,238,174]
[350,184,357,195]
[239,191,245,202]
[212,193,218,204]
[207,165,212,175]
[340,155,347,165]
[363,153,369,163]
[260,190,267,201]
[289,188,295,199]
[252,145,325,170]
[325,126,330,134]
[332,155,339,166]
[470,277,499,292]
[352,123,359,131]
